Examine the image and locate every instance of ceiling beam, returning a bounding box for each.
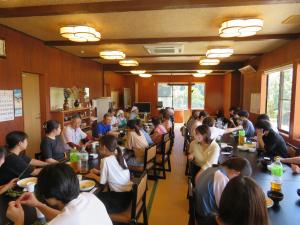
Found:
[1,0,299,18]
[103,62,244,72]
[45,33,300,46]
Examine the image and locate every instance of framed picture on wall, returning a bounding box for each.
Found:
[0,39,6,58]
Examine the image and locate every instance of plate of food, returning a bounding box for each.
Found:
[80,180,96,192]
[266,197,274,208]
[17,177,38,188]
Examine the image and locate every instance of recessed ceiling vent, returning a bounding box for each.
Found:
[144,44,184,55]
[282,15,300,24]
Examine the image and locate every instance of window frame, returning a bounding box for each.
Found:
[191,82,206,110]
[265,65,293,134]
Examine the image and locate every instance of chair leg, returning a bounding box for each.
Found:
[143,205,148,225]
[166,156,171,172]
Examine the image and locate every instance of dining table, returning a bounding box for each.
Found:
[219,134,300,225]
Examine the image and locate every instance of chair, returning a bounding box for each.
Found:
[187,177,196,225]
[128,144,157,180]
[110,172,148,225]
[156,133,172,179]
[286,142,300,157]
[182,126,191,153]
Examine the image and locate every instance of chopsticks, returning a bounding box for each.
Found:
[18,164,32,180]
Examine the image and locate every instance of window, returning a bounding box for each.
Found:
[266,66,293,132]
[191,83,205,109]
[157,83,188,110]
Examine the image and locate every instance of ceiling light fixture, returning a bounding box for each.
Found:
[139,73,152,78]
[199,58,220,66]
[60,25,101,42]
[99,51,126,60]
[119,59,139,67]
[193,73,207,78]
[219,19,263,38]
[206,48,234,58]
[196,70,213,74]
[130,70,146,75]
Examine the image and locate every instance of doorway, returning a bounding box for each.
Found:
[22,73,41,158]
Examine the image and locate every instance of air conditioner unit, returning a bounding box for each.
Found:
[144,44,184,55]
[239,65,257,74]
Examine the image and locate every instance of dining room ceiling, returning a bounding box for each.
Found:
[0,1,300,75]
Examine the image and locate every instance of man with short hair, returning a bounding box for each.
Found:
[256,113,279,133]
[93,113,113,138]
[255,119,288,158]
[63,114,87,148]
[237,110,255,138]
[193,157,252,222]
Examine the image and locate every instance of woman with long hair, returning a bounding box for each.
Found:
[86,135,132,213]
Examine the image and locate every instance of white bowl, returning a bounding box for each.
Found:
[17,177,38,188]
[80,180,96,192]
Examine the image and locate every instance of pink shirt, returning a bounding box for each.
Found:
[155,124,168,135]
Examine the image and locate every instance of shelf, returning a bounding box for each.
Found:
[51,107,91,113]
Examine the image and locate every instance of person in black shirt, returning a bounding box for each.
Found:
[255,120,288,158]
[40,120,68,164]
[0,131,48,186]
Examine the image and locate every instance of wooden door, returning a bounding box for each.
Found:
[22,73,41,158]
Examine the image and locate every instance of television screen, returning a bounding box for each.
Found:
[134,102,151,113]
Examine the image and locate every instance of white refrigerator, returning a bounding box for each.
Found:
[92,97,112,122]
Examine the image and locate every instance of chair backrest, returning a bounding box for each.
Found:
[163,133,170,142]
[165,139,171,155]
[145,144,157,163]
[131,172,148,218]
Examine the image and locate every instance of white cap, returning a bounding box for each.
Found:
[131,106,138,112]
[117,110,124,116]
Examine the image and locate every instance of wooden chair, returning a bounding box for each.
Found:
[182,125,191,153]
[155,133,172,179]
[110,172,148,225]
[128,144,157,180]
[187,177,196,225]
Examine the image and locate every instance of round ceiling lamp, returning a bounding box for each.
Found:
[99,51,126,60]
[130,70,146,75]
[206,48,234,58]
[119,59,139,67]
[193,73,207,78]
[199,58,220,66]
[219,18,263,38]
[60,25,101,42]
[139,73,152,78]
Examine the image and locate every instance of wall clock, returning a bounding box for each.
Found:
[0,39,6,58]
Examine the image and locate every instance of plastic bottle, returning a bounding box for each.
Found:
[238,129,246,145]
[70,147,80,172]
[80,146,89,174]
[271,156,283,192]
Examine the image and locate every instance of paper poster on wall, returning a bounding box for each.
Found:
[250,93,260,114]
[14,89,23,117]
[0,90,14,122]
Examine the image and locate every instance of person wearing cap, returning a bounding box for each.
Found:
[116,110,127,127]
[129,106,139,120]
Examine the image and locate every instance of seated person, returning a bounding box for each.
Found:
[0,131,47,186]
[237,110,255,138]
[186,111,200,133]
[108,108,118,127]
[202,117,242,140]
[63,114,87,148]
[93,113,113,138]
[0,147,18,195]
[255,119,288,158]
[162,112,172,132]
[256,113,279,133]
[215,110,230,128]
[7,163,112,225]
[125,119,149,166]
[129,106,139,120]
[201,176,269,225]
[136,119,154,145]
[193,157,252,222]
[86,135,132,213]
[151,116,168,144]
[40,120,68,164]
[188,125,220,177]
[228,106,240,127]
[281,156,300,173]
[190,111,209,138]
[116,110,127,127]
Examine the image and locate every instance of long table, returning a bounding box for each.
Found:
[220,135,300,225]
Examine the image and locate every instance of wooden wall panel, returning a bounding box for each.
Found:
[0,25,103,145]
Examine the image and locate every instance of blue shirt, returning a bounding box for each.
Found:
[141,129,153,145]
[243,119,255,138]
[95,122,112,137]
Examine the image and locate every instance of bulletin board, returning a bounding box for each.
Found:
[0,90,14,122]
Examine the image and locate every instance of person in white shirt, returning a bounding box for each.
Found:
[188,124,220,178]
[86,135,132,213]
[203,117,242,140]
[63,114,87,148]
[190,111,209,138]
[108,108,118,127]
[6,164,112,225]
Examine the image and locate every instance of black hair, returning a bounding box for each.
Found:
[43,120,60,134]
[108,108,116,114]
[152,116,161,126]
[127,119,141,136]
[202,117,215,127]
[238,110,249,118]
[257,114,270,122]
[136,119,143,128]
[71,114,81,120]
[255,119,272,132]
[103,113,112,119]
[5,131,28,150]
[199,111,209,119]
[230,107,240,115]
[35,164,80,204]
[195,124,212,144]
[221,156,252,176]
[100,135,128,170]
[0,146,7,159]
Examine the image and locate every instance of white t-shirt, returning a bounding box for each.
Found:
[213,170,229,207]
[210,127,225,140]
[48,192,112,225]
[125,131,149,150]
[63,126,87,145]
[100,155,132,192]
